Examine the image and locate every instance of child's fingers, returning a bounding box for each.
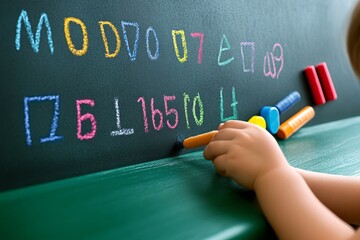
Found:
[211,128,237,141]
[203,141,229,160]
[212,154,228,176]
[222,120,250,130]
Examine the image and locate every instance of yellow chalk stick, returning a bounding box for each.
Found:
[248,115,266,129]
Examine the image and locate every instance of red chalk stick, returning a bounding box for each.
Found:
[316,62,337,101]
[304,65,326,105]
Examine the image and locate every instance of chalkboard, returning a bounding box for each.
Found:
[1,0,360,191]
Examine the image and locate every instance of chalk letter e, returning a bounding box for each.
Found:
[218,34,234,66]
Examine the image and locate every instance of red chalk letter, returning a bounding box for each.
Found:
[76,99,97,140]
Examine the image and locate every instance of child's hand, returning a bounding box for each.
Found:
[203,120,289,190]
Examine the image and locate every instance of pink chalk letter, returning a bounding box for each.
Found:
[163,95,178,129]
[76,99,97,140]
[263,43,284,79]
[137,97,149,133]
[190,32,204,64]
[151,98,163,131]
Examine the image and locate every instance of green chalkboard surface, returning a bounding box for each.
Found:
[1,0,360,191]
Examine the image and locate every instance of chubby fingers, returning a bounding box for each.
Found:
[203,128,240,159]
[218,120,252,130]
[203,141,231,176]
[203,140,229,160]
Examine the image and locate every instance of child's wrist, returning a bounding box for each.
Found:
[254,165,296,193]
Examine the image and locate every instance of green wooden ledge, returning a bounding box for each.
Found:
[1,116,359,240]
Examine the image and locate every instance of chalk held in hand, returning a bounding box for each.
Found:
[179,117,267,149]
[277,106,315,140]
[182,130,218,149]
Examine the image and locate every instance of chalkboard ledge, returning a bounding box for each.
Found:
[1,116,360,240]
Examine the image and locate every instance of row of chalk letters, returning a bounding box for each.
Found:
[24,88,315,146]
[15,9,284,78]
[24,87,242,146]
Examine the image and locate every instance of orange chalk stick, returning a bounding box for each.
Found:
[183,130,218,149]
[277,106,315,139]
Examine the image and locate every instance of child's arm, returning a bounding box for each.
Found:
[203,120,355,240]
[296,168,360,226]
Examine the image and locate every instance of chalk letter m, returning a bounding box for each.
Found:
[15,10,54,54]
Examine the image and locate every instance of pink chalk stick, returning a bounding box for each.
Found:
[316,62,337,101]
[304,65,326,105]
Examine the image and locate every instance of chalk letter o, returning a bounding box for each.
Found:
[64,17,89,56]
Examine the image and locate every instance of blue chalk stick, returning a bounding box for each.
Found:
[275,91,301,114]
[260,106,280,134]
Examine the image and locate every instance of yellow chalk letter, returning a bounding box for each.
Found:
[64,17,88,56]
[99,21,121,58]
[172,30,187,63]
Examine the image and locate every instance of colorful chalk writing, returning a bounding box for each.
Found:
[76,99,97,140]
[15,9,287,146]
[24,95,63,146]
[15,9,284,70]
[22,84,298,145]
[15,10,54,54]
[137,96,179,132]
[64,17,88,56]
[99,21,121,58]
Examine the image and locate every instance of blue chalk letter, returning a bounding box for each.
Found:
[121,21,140,61]
[15,10,54,54]
[146,26,160,60]
[24,95,63,146]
